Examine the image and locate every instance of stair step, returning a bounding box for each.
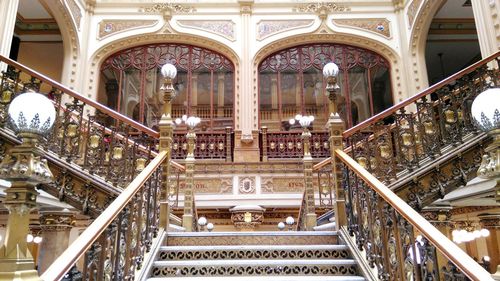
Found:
[165,231,339,246]
[150,259,360,277]
[158,245,350,260]
[148,276,366,281]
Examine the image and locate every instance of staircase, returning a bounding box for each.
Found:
[144,231,366,281]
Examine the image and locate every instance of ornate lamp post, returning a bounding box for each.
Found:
[299,115,317,230]
[183,116,200,231]
[471,88,500,202]
[285,216,295,231]
[0,92,56,280]
[197,216,207,232]
[159,63,177,228]
[322,62,346,230]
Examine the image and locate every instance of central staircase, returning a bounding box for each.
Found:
[143,231,366,281]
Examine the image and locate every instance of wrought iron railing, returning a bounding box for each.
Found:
[40,151,167,281]
[0,55,160,188]
[337,149,492,281]
[260,128,329,159]
[296,190,307,231]
[172,127,233,161]
[343,51,500,184]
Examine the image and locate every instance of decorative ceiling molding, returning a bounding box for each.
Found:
[293,2,350,13]
[177,20,235,41]
[407,0,424,29]
[66,0,82,31]
[333,18,391,38]
[256,20,314,41]
[97,20,159,40]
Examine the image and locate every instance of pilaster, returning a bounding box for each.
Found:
[471,0,500,58]
[479,214,500,273]
[0,0,20,72]
[37,209,76,274]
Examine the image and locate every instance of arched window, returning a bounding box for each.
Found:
[99,44,234,131]
[259,44,392,129]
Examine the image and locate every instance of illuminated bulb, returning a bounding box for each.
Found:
[295,114,302,120]
[473,230,481,238]
[182,115,188,122]
[480,229,490,237]
[26,234,34,243]
[175,118,182,125]
[289,118,295,125]
[33,236,43,244]
[277,222,285,231]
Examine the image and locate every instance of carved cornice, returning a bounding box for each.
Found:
[478,214,500,229]
[450,206,498,216]
[177,20,235,41]
[39,211,76,231]
[140,3,196,20]
[97,20,159,40]
[256,20,314,41]
[333,18,391,38]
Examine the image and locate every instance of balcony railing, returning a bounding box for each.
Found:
[260,128,329,160]
[172,128,233,161]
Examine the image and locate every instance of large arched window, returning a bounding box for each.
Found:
[259,44,392,129]
[99,44,234,131]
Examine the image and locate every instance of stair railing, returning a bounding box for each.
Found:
[0,55,162,187]
[41,151,167,281]
[342,51,500,185]
[336,149,493,281]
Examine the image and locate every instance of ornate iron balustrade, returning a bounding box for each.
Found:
[41,151,167,281]
[337,149,492,281]
[172,128,233,161]
[0,55,160,188]
[343,51,500,184]
[260,128,329,159]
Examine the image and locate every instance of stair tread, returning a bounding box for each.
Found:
[166,231,337,238]
[147,276,365,281]
[153,259,357,266]
[160,244,348,251]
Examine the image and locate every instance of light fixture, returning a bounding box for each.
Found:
[206,223,214,232]
[322,62,339,79]
[277,222,285,231]
[452,222,490,244]
[323,62,341,115]
[161,63,177,79]
[186,116,201,130]
[471,88,500,179]
[298,115,314,128]
[197,216,207,227]
[26,234,34,243]
[8,92,56,138]
[33,236,43,244]
[285,216,295,231]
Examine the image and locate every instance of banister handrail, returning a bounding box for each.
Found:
[0,55,159,138]
[40,151,168,281]
[312,157,330,171]
[343,50,500,138]
[335,149,493,281]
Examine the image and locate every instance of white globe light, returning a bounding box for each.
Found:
[277,222,285,230]
[285,216,295,225]
[182,114,188,122]
[483,256,491,262]
[186,116,201,129]
[295,114,302,120]
[299,116,313,128]
[473,230,481,238]
[161,63,177,79]
[175,118,182,125]
[309,115,315,122]
[289,118,295,125]
[8,92,56,136]
[471,88,500,132]
[480,228,490,237]
[26,234,34,243]
[33,236,43,244]
[322,62,339,78]
[452,229,459,237]
[206,223,214,232]
[197,216,207,226]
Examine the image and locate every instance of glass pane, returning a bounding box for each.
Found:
[172,71,188,119]
[348,66,370,125]
[213,71,233,129]
[120,68,141,122]
[370,66,393,114]
[143,68,163,128]
[281,71,300,124]
[303,67,325,129]
[259,72,279,129]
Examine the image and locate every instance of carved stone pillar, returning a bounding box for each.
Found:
[479,214,500,273]
[0,0,19,71]
[37,210,75,274]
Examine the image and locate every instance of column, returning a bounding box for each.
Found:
[479,214,500,274]
[182,130,196,231]
[471,0,500,58]
[0,0,20,71]
[37,209,75,274]
[302,127,316,230]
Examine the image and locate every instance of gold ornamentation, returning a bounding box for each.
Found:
[141,3,196,14]
[238,176,256,194]
[293,2,350,13]
[177,20,235,41]
[179,178,232,194]
[256,20,314,40]
[98,20,159,40]
[66,0,82,30]
[261,177,305,193]
[333,18,391,38]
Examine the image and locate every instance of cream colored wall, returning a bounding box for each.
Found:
[17,42,64,82]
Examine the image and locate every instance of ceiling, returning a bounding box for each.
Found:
[15,0,61,42]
